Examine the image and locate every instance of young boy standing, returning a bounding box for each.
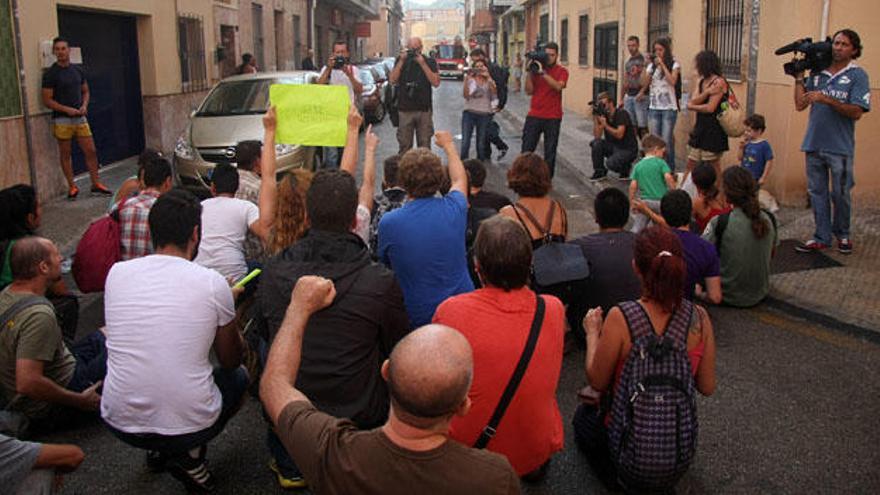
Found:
[630,134,677,233]
[737,114,774,187]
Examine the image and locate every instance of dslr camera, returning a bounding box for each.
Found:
[333,56,347,69]
[406,48,419,60]
[525,41,550,74]
[775,37,832,76]
[588,100,609,119]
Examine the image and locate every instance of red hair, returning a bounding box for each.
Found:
[633,226,687,313]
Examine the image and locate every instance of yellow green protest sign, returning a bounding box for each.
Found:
[269,84,349,147]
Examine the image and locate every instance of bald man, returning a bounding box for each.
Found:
[261,276,520,495]
[0,237,106,431]
[390,37,440,154]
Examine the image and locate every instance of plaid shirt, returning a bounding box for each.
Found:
[117,189,160,261]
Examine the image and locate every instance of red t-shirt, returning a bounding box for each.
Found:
[433,287,565,476]
[527,64,569,120]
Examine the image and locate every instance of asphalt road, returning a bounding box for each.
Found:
[37,80,880,494]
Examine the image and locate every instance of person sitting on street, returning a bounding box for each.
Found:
[115,156,173,260]
[0,237,106,432]
[499,153,568,249]
[378,131,474,328]
[260,276,521,495]
[110,149,162,209]
[0,433,84,494]
[702,167,777,307]
[257,155,409,488]
[568,188,642,346]
[434,216,564,479]
[102,189,248,493]
[464,158,511,212]
[233,139,268,262]
[339,108,378,246]
[629,134,676,233]
[691,162,731,234]
[369,154,407,255]
[589,91,639,181]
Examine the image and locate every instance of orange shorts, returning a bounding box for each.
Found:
[53,116,92,140]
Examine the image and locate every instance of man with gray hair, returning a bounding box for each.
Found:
[261,276,520,494]
[390,37,440,153]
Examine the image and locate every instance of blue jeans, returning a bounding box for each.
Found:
[806,151,854,245]
[648,108,677,170]
[66,331,108,392]
[460,111,492,161]
[623,94,649,129]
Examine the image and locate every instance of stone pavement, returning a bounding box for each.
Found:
[499,90,880,336]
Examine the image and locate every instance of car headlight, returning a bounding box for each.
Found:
[457,63,464,70]
[175,134,195,160]
[275,143,296,156]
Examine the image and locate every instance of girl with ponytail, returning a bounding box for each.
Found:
[702,166,777,307]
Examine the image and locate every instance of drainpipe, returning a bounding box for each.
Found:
[820,0,830,39]
[746,0,760,115]
[619,0,626,101]
[308,0,315,51]
[10,0,37,191]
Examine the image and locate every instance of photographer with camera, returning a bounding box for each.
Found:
[589,92,639,181]
[318,40,362,168]
[460,59,496,161]
[521,42,569,177]
[469,48,510,160]
[390,37,441,154]
[793,29,870,255]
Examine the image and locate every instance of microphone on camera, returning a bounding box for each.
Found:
[774,38,810,56]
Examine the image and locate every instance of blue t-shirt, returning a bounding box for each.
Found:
[378,190,474,327]
[802,64,871,156]
[740,140,773,181]
[674,229,720,300]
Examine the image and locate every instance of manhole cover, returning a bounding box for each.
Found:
[770,239,843,275]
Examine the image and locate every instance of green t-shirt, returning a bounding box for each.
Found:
[631,156,671,200]
[0,288,76,419]
[702,208,778,307]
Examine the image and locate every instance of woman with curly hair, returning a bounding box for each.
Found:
[266,169,313,256]
[702,166,776,307]
[499,153,568,249]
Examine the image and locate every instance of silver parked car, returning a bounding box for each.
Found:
[174,71,320,190]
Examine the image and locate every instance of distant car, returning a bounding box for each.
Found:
[367,57,395,74]
[358,67,385,124]
[361,61,389,86]
[174,71,321,191]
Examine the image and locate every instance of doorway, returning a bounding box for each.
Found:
[220,25,237,77]
[592,22,619,101]
[57,8,144,174]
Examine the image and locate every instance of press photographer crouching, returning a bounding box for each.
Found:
[390,37,441,154]
[521,41,569,177]
[589,92,639,181]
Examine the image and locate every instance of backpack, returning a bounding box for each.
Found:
[510,201,589,287]
[608,299,698,491]
[72,205,122,293]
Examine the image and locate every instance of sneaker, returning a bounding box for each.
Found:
[497,148,508,160]
[268,459,307,489]
[589,171,607,182]
[168,449,215,493]
[90,183,113,195]
[146,451,168,473]
[67,185,79,200]
[838,238,853,255]
[795,240,829,253]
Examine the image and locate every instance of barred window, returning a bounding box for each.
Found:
[178,15,208,92]
[560,18,569,63]
[705,0,744,79]
[647,0,671,49]
[593,22,618,70]
[578,15,588,65]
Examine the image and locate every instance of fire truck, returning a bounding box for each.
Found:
[433,38,467,80]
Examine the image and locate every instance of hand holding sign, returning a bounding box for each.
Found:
[269,84,349,147]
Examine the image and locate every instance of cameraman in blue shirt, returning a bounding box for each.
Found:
[794,29,870,255]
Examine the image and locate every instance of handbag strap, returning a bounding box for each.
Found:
[473,294,546,449]
[0,295,53,332]
[513,202,555,243]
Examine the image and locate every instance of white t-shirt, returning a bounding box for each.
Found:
[194,197,260,281]
[320,66,362,105]
[647,60,681,111]
[101,255,236,435]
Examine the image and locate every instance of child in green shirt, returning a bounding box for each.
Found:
[630,134,677,232]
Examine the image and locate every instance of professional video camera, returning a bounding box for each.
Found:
[775,37,833,76]
[588,100,609,119]
[525,41,549,74]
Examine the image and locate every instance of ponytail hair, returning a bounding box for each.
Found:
[722,166,769,239]
[633,226,687,313]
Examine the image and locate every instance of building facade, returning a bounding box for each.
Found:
[403,6,465,50]
[365,0,403,58]
[0,0,391,200]
[524,0,879,205]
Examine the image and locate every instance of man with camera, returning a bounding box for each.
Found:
[590,92,639,181]
[318,40,363,168]
[521,42,568,177]
[390,37,441,154]
[793,29,870,255]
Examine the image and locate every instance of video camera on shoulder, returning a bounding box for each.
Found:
[775,37,832,76]
[525,41,549,74]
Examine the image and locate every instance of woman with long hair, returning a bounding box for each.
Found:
[686,50,730,182]
[266,169,313,255]
[703,166,777,307]
[573,225,716,492]
[645,37,681,169]
[691,162,731,233]
[460,59,497,161]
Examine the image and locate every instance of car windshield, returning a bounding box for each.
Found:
[437,44,466,59]
[358,69,375,85]
[196,77,307,116]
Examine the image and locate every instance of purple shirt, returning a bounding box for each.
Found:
[675,229,720,299]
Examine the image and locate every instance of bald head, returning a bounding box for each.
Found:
[408,37,423,51]
[386,325,472,426]
[10,236,59,282]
